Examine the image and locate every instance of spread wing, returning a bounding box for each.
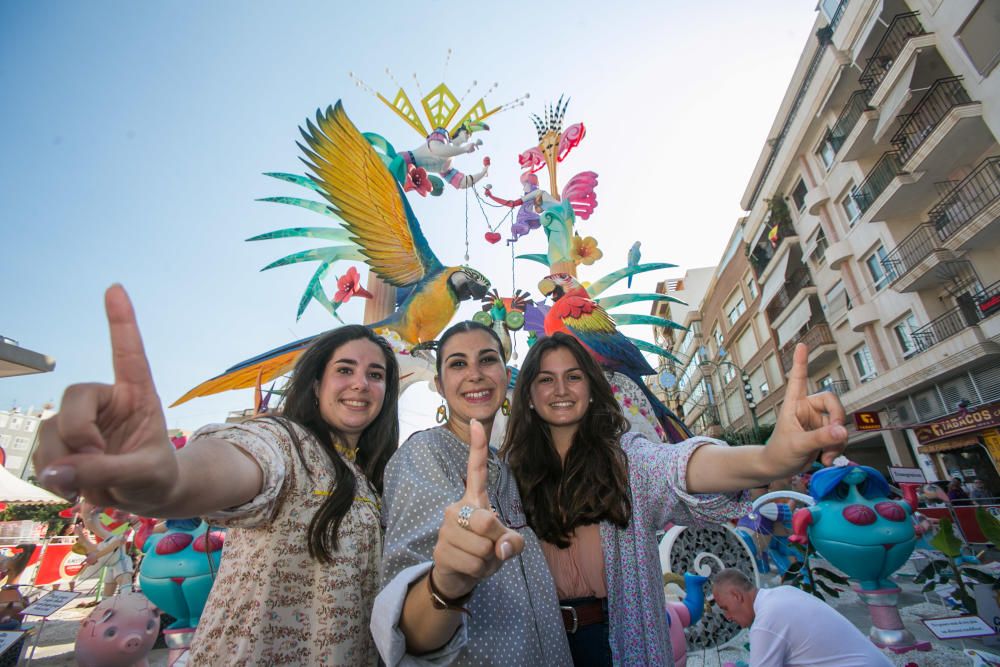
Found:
[298,101,443,287]
[564,302,656,376]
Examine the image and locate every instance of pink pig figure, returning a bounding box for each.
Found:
[75,591,160,667]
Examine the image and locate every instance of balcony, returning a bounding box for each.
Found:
[832,90,878,163]
[891,77,975,165]
[825,239,852,269]
[748,219,797,279]
[825,379,851,397]
[853,151,904,214]
[931,156,1000,251]
[779,323,836,373]
[848,301,879,333]
[910,283,1000,353]
[766,269,815,324]
[858,12,927,99]
[882,223,958,292]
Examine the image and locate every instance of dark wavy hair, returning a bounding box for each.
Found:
[266,324,399,562]
[499,333,631,547]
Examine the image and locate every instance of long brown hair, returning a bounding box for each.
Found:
[500,333,631,547]
[268,325,399,562]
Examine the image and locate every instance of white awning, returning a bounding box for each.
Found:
[777,297,813,346]
[758,251,791,311]
[0,466,64,505]
[874,57,917,142]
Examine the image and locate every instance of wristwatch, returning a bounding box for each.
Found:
[427,566,473,614]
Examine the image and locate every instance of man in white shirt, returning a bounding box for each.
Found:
[710,568,892,667]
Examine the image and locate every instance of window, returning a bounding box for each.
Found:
[727,298,746,325]
[865,244,895,291]
[735,328,758,366]
[791,179,808,212]
[723,364,737,384]
[712,327,724,352]
[751,365,769,399]
[841,188,861,226]
[0,435,9,449]
[23,419,37,433]
[759,381,770,398]
[817,134,836,169]
[11,437,29,451]
[818,374,834,392]
[8,417,22,431]
[957,0,1000,76]
[746,276,758,301]
[824,280,852,319]
[893,313,919,358]
[808,230,829,267]
[852,344,877,383]
[765,354,783,390]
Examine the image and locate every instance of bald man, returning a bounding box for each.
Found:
[710,568,891,667]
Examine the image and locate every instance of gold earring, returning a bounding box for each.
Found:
[501,398,511,416]
[436,402,448,424]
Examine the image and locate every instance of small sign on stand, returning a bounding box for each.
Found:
[21,590,79,666]
[889,467,927,485]
[923,615,996,640]
[0,631,26,659]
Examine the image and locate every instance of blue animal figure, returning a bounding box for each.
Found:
[789,465,920,591]
[663,572,708,667]
[138,519,224,629]
[626,241,641,287]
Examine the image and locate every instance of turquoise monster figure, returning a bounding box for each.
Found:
[138,519,224,629]
[788,465,920,590]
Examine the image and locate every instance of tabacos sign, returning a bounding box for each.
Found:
[915,401,1000,445]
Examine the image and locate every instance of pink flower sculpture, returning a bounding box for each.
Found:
[403,165,433,197]
[333,266,374,304]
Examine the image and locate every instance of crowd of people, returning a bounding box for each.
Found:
[33,285,851,666]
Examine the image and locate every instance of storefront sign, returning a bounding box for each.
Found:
[922,614,996,639]
[915,401,1000,445]
[889,467,926,484]
[853,411,881,431]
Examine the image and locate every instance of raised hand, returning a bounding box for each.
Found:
[430,419,524,600]
[766,343,848,475]
[34,285,180,513]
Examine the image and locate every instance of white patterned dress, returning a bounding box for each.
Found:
[186,419,382,666]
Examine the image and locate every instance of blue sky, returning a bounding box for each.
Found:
[1,1,818,437]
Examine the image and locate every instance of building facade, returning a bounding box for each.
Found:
[0,406,53,479]
[739,0,1000,478]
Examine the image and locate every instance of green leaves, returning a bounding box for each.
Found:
[976,507,1000,547]
[929,517,964,558]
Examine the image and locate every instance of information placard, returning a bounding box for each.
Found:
[922,615,996,640]
[0,631,24,657]
[889,466,927,484]
[21,590,79,618]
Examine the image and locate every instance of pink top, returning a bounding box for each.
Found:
[540,523,608,600]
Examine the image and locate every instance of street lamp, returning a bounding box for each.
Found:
[696,346,762,443]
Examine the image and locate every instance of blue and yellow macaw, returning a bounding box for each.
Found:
[171,102,489,406]
[539,272,690,442]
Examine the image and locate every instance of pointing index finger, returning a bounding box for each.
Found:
[463,419,490,507]
[105,285,156,391]
[784,343,809,402]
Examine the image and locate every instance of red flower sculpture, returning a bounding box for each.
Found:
[403,165,433,197]
[334,266,374,304]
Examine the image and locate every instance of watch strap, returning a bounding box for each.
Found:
[427,566,473,614]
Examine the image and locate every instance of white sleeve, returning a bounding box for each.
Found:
[370,561,468,666]
[749,626,789,667]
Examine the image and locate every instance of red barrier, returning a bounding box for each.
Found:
[919,505,1000,544]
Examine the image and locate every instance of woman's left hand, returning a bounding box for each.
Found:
[765,343,848,476]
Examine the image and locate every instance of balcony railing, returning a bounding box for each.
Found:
[853,151,903,213]
[748,219,797,278]
[858,12,927,97]
[780,323,835,372]
[830,90,871,153]
[766,269,814,322]
[824,380,851,396]
[891,77,973,164]
[881,223,941,281]
[929,156,1000,241]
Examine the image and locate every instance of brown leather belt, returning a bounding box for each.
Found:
[560,599,607,634]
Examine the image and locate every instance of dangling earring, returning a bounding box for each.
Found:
[529,403,535,410]
[436,402,448,424]
[501,398,511,416]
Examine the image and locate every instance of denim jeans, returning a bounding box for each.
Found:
[562,598,611,667]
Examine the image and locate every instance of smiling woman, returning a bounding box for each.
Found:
[31,286,401,666]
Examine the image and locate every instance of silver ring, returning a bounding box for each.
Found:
[457,504,475,529]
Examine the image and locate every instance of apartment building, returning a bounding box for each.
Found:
[0,406,53,479]
[652,227,788,441]
[740,0,1000,478]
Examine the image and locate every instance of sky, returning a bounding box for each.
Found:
[1,1,819,439]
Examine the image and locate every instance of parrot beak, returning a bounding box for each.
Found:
[538,277,556,297]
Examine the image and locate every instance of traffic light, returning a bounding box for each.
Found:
[741,373,756,410]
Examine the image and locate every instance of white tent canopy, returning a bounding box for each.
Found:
[0,465,64,505]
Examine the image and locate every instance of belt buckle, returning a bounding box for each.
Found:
[560,605,578,634]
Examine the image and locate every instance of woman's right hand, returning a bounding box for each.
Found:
[34,285,180,514]
[430,419,524,600]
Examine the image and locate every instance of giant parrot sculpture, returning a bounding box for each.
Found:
[171,101,490,407]
[538,272,691,442]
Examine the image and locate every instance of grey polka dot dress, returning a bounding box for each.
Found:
[381,426,573,666]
